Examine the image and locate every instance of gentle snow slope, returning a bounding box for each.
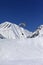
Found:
[0,37,43,65]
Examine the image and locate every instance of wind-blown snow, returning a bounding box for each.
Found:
[0,37,43,65]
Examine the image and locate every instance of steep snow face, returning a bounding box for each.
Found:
[31,25,43,38]
[37,25,43,37]
[0,21,32,39]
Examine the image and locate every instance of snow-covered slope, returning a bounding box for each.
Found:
[0,22,43,65]
[30,25,43,38]
[0,21,43,39]
[0,38,43,65]
[0,21,32,39]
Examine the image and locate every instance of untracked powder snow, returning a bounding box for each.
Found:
[0,37,43,65]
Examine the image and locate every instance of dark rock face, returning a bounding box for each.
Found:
[0,34,6,39]
[27,31,39,38]
[30,31,39,38]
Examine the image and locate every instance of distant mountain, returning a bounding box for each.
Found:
[31,25,43,38]
[0,21,32,39]
[0,22,43,65]
[0,21,43,39]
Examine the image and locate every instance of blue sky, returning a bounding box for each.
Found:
[0,0,43,31]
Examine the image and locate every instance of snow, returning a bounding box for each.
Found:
[31,24,43,38]
[0,21,43,39]
[0,21,43,65]
[0,37,43,65]
[0,21,32,39]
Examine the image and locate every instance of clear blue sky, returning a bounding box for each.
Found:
[0,0,43,31]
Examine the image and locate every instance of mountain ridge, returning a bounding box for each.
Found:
[31,25,43,38]
[0,21,43,39]
[0,21,32,39]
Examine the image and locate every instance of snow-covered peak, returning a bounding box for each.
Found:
[31,25,43,38]
[0,21,12,29]
[0,21,12,26]
[0,21,32,39]
[38,25,43,29]
[3,21,12,24]
[36,25,43,31]
[37,25,43,37]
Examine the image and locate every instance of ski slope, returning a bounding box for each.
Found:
[0,37,43,65]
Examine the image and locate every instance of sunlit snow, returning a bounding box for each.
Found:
[0,37,43,65]
[0,22,43,65]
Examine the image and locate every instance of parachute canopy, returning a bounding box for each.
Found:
[19,23,26,27]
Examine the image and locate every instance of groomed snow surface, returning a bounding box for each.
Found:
[0,37,43,65]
